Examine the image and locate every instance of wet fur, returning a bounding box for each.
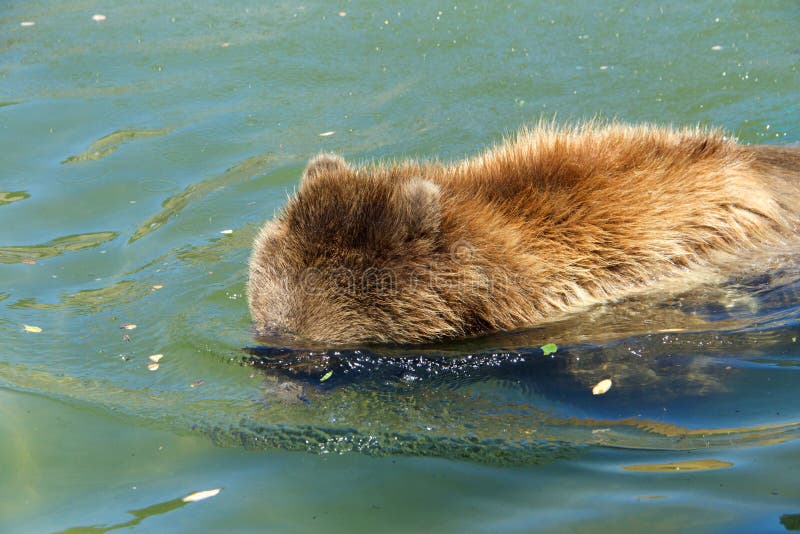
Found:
[248,122,800,344]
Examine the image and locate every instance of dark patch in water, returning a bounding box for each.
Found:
[242,335,735,406]
[781,513,800,531]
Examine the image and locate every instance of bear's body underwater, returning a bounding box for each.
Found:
[248,122,800,344]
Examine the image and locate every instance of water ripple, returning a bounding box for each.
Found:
[129,154,276,243]
[62,128,172,164]
[0,231,118,264]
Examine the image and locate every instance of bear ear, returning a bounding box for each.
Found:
[399,177,442,238]
[302,153,349,182]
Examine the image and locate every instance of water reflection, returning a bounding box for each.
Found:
[54,489,221,534]
[227,255,800,464]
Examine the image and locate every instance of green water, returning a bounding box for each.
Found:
[1,1,799,532]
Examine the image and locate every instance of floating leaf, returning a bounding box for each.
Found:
[623,459,733,472]
[182,488,221,502]
[320,370,333,382]
[120,323,137,330]
[23,324,42,333]
[219,229,233,235]
[149,354,164,363]
[592,378,613,395]
[21,259,36,265]
[540,343,558,356]
[152,284,163,290]
[189,379,205,388]
[147,363,159,371]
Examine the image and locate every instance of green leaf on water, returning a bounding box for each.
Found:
[320,370,333,382]
[540,343,558,356]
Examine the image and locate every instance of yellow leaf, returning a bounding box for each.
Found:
[592,378,612,395]
[182,488,221,502]
[23,324,42,333]
[149,354,164,363]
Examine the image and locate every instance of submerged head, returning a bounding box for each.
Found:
[247,154,462,345]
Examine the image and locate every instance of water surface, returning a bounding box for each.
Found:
[1,1,799,532]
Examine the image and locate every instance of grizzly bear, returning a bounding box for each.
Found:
[248,122,799,345]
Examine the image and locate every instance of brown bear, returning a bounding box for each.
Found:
[248,122,800,345]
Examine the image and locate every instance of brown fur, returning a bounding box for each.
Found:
[248,122,800,344]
